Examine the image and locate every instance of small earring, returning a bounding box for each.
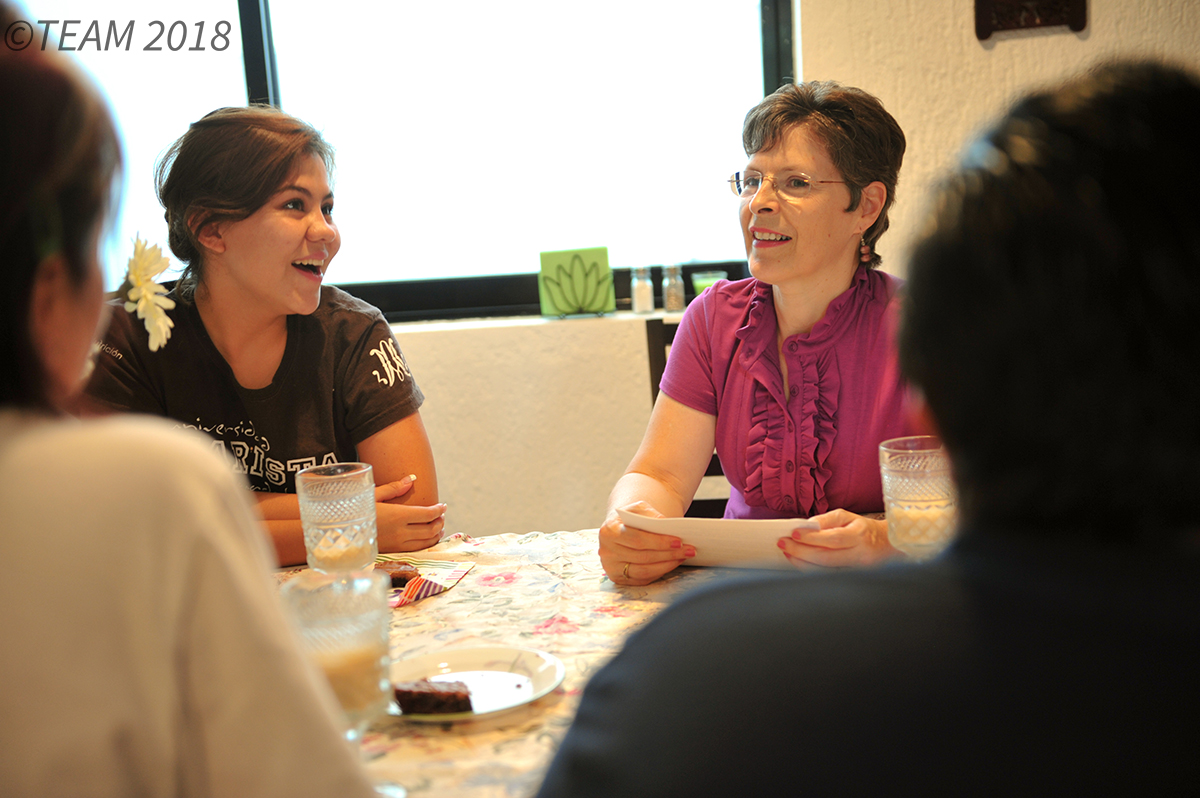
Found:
[859,236,871,263]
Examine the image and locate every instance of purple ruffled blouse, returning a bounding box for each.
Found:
[660,266,915,519]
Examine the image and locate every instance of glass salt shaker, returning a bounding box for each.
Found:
[631,266,654,313]
[662,264,685,312]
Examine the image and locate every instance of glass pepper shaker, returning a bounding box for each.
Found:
[663,264,685,312]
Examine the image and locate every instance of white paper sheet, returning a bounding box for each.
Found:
[616,509,819,570]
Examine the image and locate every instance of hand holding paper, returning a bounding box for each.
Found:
[616,508,819,570]
[777,508,898,568]
[600,502,695,586]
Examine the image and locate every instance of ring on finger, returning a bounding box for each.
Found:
[622,562,631,579]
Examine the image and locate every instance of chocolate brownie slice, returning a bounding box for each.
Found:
[394,678,473,714]
[377,561,420,588]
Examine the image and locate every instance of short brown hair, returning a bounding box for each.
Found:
[742,81,905,268]
[155,106,334,300]
[0,8,121,407]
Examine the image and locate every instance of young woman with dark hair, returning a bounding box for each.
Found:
[86,106,444,565]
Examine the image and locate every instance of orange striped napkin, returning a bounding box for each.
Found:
[376,555,475,607]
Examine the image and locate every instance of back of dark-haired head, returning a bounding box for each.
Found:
[0,9,121,408]
[900,60,1200,537]
[742,81,906,268]
[156,106,334,301]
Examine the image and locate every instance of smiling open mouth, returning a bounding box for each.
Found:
[754,231,791,242]
[292,260,323,276]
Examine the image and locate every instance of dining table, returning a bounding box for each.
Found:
[331,528,737,798]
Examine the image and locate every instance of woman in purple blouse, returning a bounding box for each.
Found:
[601,81,917,585]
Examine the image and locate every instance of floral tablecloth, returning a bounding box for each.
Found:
[360,528,733,797]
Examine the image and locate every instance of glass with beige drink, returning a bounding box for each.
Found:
[281,569,392,739]
[879,435,958,561]
[297,462,377,573]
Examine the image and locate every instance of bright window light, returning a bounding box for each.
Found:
[270,0,763,283]
[22,0,763,289]
[16,1,247,289]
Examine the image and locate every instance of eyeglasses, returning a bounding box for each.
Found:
[728,170,846,202]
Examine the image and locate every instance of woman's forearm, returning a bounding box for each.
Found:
[263,518,307,567]
[606,471,690,522]
[605,394,717,526]
[251,493,306,565]
[253,487,445,565]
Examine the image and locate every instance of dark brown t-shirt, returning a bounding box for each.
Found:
[86,285,423,493]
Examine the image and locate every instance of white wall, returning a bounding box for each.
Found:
[798,0,1200,278]
[393,315,655,537]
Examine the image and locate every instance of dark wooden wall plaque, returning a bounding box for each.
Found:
[976,0,1088,40]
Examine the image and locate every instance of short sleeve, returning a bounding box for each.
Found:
[85,301,166,415]
[338,312,425,444]
[659,288,719,416]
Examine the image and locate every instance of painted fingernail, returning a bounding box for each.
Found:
[684,546,696,558]
[778,538,788,548]
[670,538,682,549]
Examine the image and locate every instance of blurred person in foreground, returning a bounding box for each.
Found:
[537,60,1200,796]
[0,8,377,796]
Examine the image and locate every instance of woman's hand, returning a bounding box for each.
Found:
[374,476,445,553]
[599,501,696,586]
[355,413,443,553]
[599,395,716,586]
[777,508,898,569]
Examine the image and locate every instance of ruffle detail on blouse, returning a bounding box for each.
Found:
[743,349,841,517]
[733,280,775,350]
[743,384,773,508]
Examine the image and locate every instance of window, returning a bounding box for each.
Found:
[16,0,247,289]
[269,0,763,286]
[26,0,793,318]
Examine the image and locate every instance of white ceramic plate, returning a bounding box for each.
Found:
[390,645,565,721]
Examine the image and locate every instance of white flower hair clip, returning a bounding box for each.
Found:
[123,235,175,351]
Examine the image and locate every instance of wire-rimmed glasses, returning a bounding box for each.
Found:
[728,170,846,202]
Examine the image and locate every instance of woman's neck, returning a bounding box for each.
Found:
[194,282,288,390]
[771,259,859,339]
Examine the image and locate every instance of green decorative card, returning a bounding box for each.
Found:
[538,247,615,316]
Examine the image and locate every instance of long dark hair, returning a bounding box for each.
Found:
[0,11,122,408]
